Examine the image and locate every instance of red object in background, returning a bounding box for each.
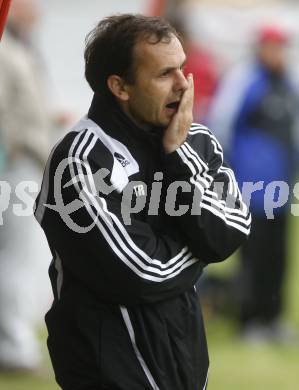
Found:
[0,0,11,40]
[257,25,289,45]
[184,45,219,123]
[147,0,167,16]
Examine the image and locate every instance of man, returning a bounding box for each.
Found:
[35,14,251,390]
[208,25,298,342]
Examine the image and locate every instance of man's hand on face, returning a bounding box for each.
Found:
[163,74,194,154]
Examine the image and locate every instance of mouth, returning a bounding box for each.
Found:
[165,100,180,112]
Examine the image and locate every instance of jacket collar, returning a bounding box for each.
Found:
[88,93,165,148]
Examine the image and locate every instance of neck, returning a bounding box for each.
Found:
[117,100,158,133]
[88,93,164,141]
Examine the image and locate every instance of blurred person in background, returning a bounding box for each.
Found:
[0,130,5,174]
[0,0,68,372]
[209,24,299,343]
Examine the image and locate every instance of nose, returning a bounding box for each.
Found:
[174,70,188,92]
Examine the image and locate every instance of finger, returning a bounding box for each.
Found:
[186,74,194,103]
[180,74,194,110]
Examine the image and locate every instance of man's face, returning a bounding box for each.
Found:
[258,42,286,74]
[123,34,188,128]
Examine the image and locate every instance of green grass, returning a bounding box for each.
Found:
[1,216,298,390]
[0,340,59,390]
[206,318,299,390]
[0,374,58,390]
[206,214,299,390]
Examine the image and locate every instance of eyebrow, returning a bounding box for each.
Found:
[159,58,187,75]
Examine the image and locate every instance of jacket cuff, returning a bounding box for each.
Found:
[163,142,193,181]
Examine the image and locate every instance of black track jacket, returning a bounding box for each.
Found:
[35,95,251,390]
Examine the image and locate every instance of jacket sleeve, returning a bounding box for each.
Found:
[36,129,204,305]
[163,123,251,263]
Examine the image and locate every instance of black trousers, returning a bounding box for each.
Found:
[239,213,287,326]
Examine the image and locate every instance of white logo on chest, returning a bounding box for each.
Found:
[114,152,130,168]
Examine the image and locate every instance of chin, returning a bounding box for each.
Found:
[142,115,170,129]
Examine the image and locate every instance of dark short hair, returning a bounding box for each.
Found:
[84,14,180,97]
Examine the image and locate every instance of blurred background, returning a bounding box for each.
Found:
[0,0,299,389]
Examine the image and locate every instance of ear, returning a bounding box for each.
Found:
[107,75,129,101]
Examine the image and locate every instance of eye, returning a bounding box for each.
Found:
[160,70,170,77]
[159,69,171,77]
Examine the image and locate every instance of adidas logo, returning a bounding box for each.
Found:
[114,152,130,168]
